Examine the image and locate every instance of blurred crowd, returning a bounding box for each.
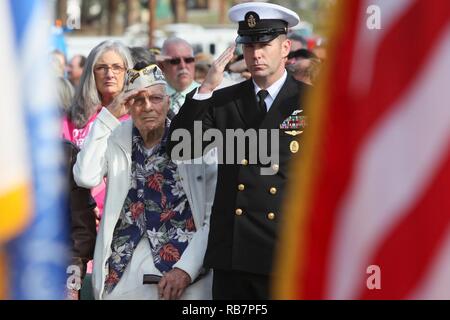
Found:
[52,32,325,120]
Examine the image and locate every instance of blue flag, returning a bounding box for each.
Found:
[1,0,68,300]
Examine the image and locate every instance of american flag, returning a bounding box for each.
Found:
[275,0,450,299]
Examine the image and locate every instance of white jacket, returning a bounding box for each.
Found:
[73,108,217,300]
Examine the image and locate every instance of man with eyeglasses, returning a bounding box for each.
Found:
[74,62,216,300]
[159,37,199,119]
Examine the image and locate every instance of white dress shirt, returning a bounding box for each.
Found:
[252,70,287,111]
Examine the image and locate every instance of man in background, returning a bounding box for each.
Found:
[159,37,200,119]
[67,54,86,88]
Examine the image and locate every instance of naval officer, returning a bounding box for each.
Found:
[168,2,309,299]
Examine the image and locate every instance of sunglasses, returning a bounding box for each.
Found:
[166,56,195,65]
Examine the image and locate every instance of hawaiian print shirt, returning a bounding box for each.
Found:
[104,125,196,294]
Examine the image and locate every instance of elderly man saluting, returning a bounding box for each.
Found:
[74,62,216,300]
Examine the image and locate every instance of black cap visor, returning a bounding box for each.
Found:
[236,18,288,44]
[236,33,283,44]
[236,27,287,44]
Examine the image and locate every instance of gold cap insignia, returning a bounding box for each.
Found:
[247,14,256,28]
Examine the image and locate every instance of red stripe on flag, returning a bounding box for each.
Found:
[358,147,450,299]
[301,0,450,299]
[359,0,450,142]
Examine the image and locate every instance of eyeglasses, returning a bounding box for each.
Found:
[132,94,167,108]
[165,57,195,65]
[94,64,126,75]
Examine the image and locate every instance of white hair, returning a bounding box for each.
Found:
[161,37,194,56]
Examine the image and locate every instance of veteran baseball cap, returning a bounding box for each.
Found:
[125,62,166,92]
[228,2,300,44]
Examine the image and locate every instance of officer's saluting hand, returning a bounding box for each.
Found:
[198,45,235,94]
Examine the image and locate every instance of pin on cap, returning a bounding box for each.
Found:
[228,2,300,44]
[125,62,166,92]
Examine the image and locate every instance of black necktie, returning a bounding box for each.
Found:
[257,90,269,116]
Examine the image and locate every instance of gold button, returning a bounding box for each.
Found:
[267,212,276,220]
[235,208,243,216]
[241,159,249,166]
[238,184,245,191]
[269,187,277,195]
[272,164,279,172]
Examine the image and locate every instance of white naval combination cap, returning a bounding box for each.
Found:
[228,2,300,44]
